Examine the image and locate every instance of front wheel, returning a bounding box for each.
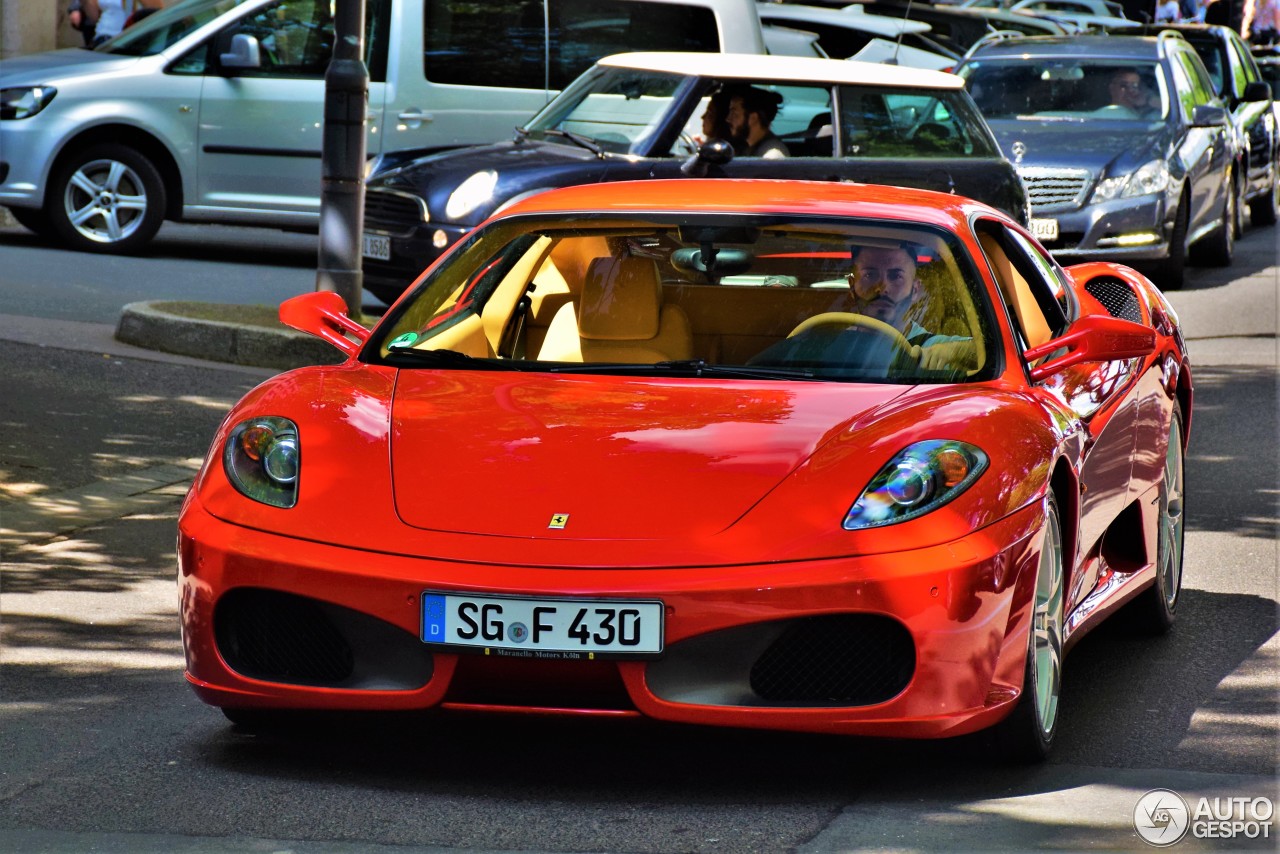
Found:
[1150,200,1188,290]
[993,492,1065,763]
[46,143,166,254]
[1249,168,1279,227]
[1191,171,1235,268]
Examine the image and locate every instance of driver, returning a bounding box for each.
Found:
[843,242,973,370]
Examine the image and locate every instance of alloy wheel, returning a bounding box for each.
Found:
[62,157,151,245]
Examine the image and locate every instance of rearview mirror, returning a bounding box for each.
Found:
[1024,312,1155,382]
[278,291,370,357]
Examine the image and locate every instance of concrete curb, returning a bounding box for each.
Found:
[115,301,345,371]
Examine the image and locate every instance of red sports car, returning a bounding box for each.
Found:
[178,179,1190,760]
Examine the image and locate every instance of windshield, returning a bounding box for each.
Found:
[369,213,998,384]
[523,66,690,155]
[961,59,1169,122]
[97,0,250,57]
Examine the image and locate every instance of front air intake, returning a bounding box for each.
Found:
[215,588,355,685]
[749,614,914,705]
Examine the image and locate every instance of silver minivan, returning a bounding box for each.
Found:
[0,0,765,253]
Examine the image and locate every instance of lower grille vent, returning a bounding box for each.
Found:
[749,614,914,705]
[216,589,354,684]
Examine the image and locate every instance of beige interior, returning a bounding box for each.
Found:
[978,232,1053,349]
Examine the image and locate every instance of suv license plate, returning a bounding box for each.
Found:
[421,592,664,659]
[1031,218,1059,242]
[362,233,391,261]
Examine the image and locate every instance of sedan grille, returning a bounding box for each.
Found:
[1018,167,1093,211]
[364,189,428,236]
[749,614,914,705]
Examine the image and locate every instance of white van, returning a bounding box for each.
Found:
[0,0,765,252]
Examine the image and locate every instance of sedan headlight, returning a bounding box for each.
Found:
[223,416,300,508]
[843,440,988,530]
[0,86,57,120]
[445,170,498,220]
[1091,159,1170,203]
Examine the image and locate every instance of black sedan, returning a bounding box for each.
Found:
[360,51,1028,304]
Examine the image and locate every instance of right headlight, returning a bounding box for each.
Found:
[223,416,300,508]
[842,440,988,530]
[1091,159,1170,203]
[0,86,57,120]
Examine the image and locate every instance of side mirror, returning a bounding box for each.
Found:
[278,291,369,357]
[1024,312,1155,382]
[1242,80,1272,103]
[1190,104,1229,128]
[680,138,735,177]
[220,33,262,70]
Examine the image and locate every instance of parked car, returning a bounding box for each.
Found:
[755,2,961,69]
[1007,0,1140,32]
[183,177,1190,762]
[362,52,1028,303]
[1137,23,1280,227]
[957,33,1236,289]
[0,0,766,253]
[803,0,1073,55]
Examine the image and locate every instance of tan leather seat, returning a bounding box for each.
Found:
[536,256,693,363]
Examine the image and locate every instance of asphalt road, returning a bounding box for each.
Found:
[0,219,1275,852]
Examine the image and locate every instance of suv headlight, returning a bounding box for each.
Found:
[445,170,498,220]
[1,86,57,120]
[843,440,988,530]
[1092,159,1170,203]
[223,416,300,508]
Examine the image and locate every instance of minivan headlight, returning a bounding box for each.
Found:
[1092,159,1170,202]
[1,86,57,120]
[445,170,498,220]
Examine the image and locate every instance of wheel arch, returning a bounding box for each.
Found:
[1048,457,1079,595]
[48,124,185,220]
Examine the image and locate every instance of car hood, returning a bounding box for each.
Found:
[0,47,143,85]
[390,371,910,540]
[989,119,1167,172]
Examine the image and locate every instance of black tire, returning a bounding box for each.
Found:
[1191,171,1235,268]
[1232,169,1246,240]
[1122,404,1185,635]
[46,143,166,254]
[1151,199,1188,290]
[1248,169,1279,227]
[7,205,55,238]
[993,493,1065,763]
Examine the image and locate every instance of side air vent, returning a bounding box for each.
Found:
[1085,277,1143,323]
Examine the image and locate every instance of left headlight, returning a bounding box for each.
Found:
[0,86,57,120]
[843,440,988,530]
[445,169,498,220]
[223,416,300,508]
[1091,159,1170,203]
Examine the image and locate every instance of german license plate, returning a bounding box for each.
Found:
[1030,218,1059,242]
[362,233,391,261]
[421,592,664,659]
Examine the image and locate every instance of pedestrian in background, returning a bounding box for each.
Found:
[1156,0,1182,21]
[1250,0,1280,44]
[82,0,165,46]
[67,0,96,47]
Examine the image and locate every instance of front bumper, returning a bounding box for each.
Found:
[178,495,1046,739]
[0,110,57,209]
[1031,192,1171,264]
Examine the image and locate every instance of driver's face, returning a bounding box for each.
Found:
[1110,73,1146,109]
[847,247,918,324]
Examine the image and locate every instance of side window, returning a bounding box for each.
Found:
[975,220,1068,353]
[1228,36,1255,96]
[177,0,390,81]
[423,0,718,91]
[1167,54,1197,120]
[1175,49,1215,107]
[768,84,834,153]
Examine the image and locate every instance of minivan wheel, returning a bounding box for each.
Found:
[47,143,166,254]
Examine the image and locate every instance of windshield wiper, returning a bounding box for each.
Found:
[542,128,605,156]
[547,359,818,379]
[383,347,509,369]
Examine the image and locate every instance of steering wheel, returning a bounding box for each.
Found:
[787,312,920,361]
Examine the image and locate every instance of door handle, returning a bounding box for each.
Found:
[397,109,434,126]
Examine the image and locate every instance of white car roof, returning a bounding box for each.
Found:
[757,3,933,38]
[598,51,965,89]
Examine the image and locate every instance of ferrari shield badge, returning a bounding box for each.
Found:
[548,513,569,529]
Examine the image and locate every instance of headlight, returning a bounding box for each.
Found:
[445,170,498,220]
[0,86,57,120]
[223,416,300,508]
[843,440,988,530]
[1091,159,1170,203]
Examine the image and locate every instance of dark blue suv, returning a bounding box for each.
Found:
[957,33,1235,289]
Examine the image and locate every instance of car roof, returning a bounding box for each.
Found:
[963,34,1163,60]
[598,51,964,89]
[757,3,933,37]
[494,178,988,229]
